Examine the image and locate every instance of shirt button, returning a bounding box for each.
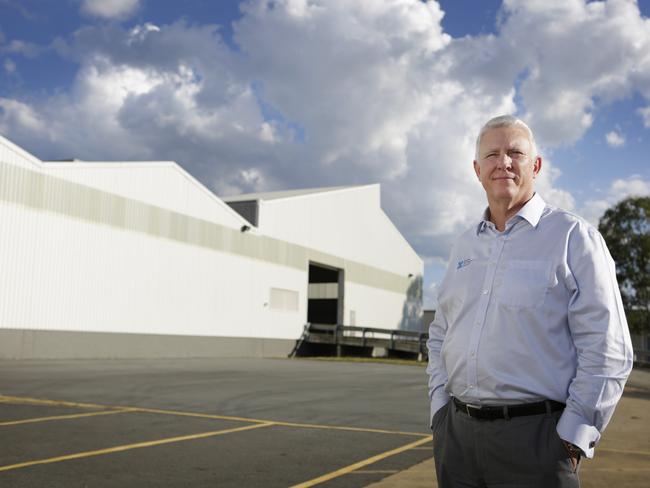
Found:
[482,290,488,295]
[469,385,474,389]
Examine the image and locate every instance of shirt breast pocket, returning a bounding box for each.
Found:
[497,260,551,309]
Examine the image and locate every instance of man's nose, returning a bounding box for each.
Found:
[496,154,512,169]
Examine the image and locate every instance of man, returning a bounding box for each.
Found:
[426,115,633,487]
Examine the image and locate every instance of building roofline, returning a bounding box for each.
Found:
[222,183,379,203]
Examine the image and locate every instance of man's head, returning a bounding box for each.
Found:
[473,115,541,209]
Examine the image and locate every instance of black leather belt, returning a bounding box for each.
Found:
[453,397,565,420]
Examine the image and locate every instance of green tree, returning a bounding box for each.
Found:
[598,196,650,333]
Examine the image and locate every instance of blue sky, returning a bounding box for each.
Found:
[1,0,649,308]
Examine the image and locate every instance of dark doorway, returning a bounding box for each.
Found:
[307,263,343,325]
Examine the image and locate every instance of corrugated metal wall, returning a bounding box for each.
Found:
[0,136,423,353]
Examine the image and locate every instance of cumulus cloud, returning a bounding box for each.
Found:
[581,176,650,225]
[0,0,649,272]
[80,0,140,20]
[500,0,650,146]
[0,98,49,134]
[605,130,626,147]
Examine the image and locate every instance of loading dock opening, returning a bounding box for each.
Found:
[307,262,343,326]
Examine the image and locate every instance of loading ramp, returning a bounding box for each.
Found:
[290,323,429,361]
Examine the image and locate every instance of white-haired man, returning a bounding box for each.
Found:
[426,115,633,487]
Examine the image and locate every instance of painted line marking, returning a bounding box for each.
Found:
[0,395,429,438]
[117,406,428,437]
[289,435,433,488]
[0,408,133,427]
[0,395,106,410]
[133,406,428,436]
[269,420,427,437]
[0,422,274,473]
[112,405,270,425]
[349,470,399,474]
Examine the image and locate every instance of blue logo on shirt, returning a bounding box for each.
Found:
[457,258,473,270]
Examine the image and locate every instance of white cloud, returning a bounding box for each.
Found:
[80,0,140,20]
[499,0,650,145]
[3,58,15,74]
[2,39,41,57]
[581,176,650,225]
[1,0,649,272]
[534,156,576,211]
[605,130,626,147]
[424,281,439,310]
[0,98,48,133]
[639,106,650,128]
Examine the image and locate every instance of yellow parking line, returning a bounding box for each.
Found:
[130,407,427,437]
[0,422,274,473]
[1,394,428,437]
[0,395,106,409]
[271,420,427,437]
[123,406,270,425]
[0,408,133,427]
[289,435,433,487]
[349,470,399,474]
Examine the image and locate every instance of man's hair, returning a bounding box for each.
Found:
[474,115,538,161]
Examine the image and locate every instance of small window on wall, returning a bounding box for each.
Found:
[269,288,299,311]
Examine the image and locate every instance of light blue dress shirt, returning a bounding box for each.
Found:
[426,193,633,458]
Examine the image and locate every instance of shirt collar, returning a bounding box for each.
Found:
[477,193,546,235]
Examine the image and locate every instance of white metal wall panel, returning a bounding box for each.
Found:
[258,185,422,278]
[345,281,422,331]
[42,163,248,229]
[270,288,300,311]
[0,200,306,339]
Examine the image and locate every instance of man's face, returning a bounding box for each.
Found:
[473,126,541,206]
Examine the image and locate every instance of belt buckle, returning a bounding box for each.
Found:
[465,403,481,417]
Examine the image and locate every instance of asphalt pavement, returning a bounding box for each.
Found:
[0,357,433,487]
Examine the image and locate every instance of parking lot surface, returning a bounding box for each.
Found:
[0,357,433,487]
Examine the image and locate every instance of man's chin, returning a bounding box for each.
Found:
[489,190,518,202]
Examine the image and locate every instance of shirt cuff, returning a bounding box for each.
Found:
[556,409,601,459]
[429,390,451,426]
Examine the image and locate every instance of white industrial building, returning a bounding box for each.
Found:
[0,134,423,359]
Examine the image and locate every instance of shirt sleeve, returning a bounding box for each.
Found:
[556,223,634,458]
[426,247,456,427]
[426,309,451,426]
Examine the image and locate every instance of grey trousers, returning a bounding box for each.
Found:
[432,401,580,488]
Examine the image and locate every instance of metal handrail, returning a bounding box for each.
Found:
[307,323,425,339]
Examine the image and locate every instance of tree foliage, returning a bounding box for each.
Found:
[598,196,650,333]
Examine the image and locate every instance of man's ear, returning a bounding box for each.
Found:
[473,160,481,181]
[533,156,542,178]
